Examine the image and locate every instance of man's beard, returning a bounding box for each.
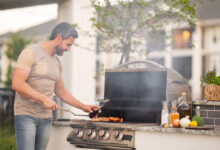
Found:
[55,46,64,56]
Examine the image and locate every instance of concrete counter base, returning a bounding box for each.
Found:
[135,130,220,150]
[47,125,96,150]
[48,121,220,150]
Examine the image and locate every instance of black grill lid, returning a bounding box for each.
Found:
[104,69,167,101]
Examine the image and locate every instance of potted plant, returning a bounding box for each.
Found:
[201,71,220,100]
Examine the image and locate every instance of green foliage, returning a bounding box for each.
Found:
[215,76,220,85]
[5,32,32,61]
[4,32,32,86]
[0,125,17,150]
[200,70,220,85]
[0,95,16,150]
[4,63,13,86]
[90,0,196,64]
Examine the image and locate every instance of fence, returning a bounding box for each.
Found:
[0,87,15,125]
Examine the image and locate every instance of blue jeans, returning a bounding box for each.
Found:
[15,115,52,150]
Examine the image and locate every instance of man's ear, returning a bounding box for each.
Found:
[55,34,62,42]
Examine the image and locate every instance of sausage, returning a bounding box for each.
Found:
[92,117,110,122]
[92,117,123,122]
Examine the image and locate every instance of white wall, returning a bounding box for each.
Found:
[0,41,10,85]
[57,0,96,117]
[135,131,220,150]
[47,126,96,150]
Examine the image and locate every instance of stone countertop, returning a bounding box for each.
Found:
[133,125,220,136]
[52,120,220,137]
[52,120,71,126]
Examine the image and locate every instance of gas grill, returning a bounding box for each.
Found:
[66,60,191,150]
[99,67,167,123]
[67,120,139,150]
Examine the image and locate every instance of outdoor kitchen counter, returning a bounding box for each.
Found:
[49,120,220,150]
[52,120,220,136]
[133,125,220,136]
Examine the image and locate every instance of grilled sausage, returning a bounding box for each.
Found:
[92,117,123,122]
[92,117,110,122]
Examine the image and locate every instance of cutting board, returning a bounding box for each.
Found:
[185,126,214,130]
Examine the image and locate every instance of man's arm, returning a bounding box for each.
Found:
[54,75,97,113]
[12,68,58,110]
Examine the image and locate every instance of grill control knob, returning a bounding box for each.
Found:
[77,130,84,138]
[113,131,119,138]
[98,130,110,140]
[98,130,106,137]
[86,129,96,139]
[86,129,92,136]
[113,131,123,141]
[67,129,76,141]
[73,128,79,135]
[103,132,110,140]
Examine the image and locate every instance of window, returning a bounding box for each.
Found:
[172,28,194,50]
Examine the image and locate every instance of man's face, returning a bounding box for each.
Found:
[55,36,74,56]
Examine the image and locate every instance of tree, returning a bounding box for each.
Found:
[4,32,32,86]
[90,0,196,64]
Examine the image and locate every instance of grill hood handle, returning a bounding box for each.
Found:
[115,60,165,69]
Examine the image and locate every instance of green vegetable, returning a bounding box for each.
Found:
[201,71,220,85]
[215,76,220,85]
[192,115,204,126]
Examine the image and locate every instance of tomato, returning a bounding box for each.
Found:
[173,119,180,127]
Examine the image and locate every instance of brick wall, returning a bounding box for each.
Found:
[193,104,220,127]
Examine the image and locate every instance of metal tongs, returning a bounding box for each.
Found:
[58,107,99,118]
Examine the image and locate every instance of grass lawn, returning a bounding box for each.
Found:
[0,124,17,150]
[0,110,17,150]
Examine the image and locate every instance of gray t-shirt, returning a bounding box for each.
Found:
[14,43,62,118]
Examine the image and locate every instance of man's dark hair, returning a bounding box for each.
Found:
[50,22,78,40]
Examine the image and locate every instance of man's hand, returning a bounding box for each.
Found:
[81,104,99,113]
[43,98,59,110]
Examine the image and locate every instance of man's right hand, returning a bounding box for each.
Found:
[43,98,58,110]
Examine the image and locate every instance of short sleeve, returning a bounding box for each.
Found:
[55,56,63,73]
[15,49,34,72]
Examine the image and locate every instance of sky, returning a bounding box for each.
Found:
[0,4,57,34]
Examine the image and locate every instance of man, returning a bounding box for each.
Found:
[12,22,98,150]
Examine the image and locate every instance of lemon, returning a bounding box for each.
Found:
[192,115,204,126]
[189,121,198,127]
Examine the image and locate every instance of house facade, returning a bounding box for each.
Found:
[95,0,220,102]
[0,0,220,111]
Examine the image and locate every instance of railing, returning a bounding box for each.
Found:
[0,87,15,125]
